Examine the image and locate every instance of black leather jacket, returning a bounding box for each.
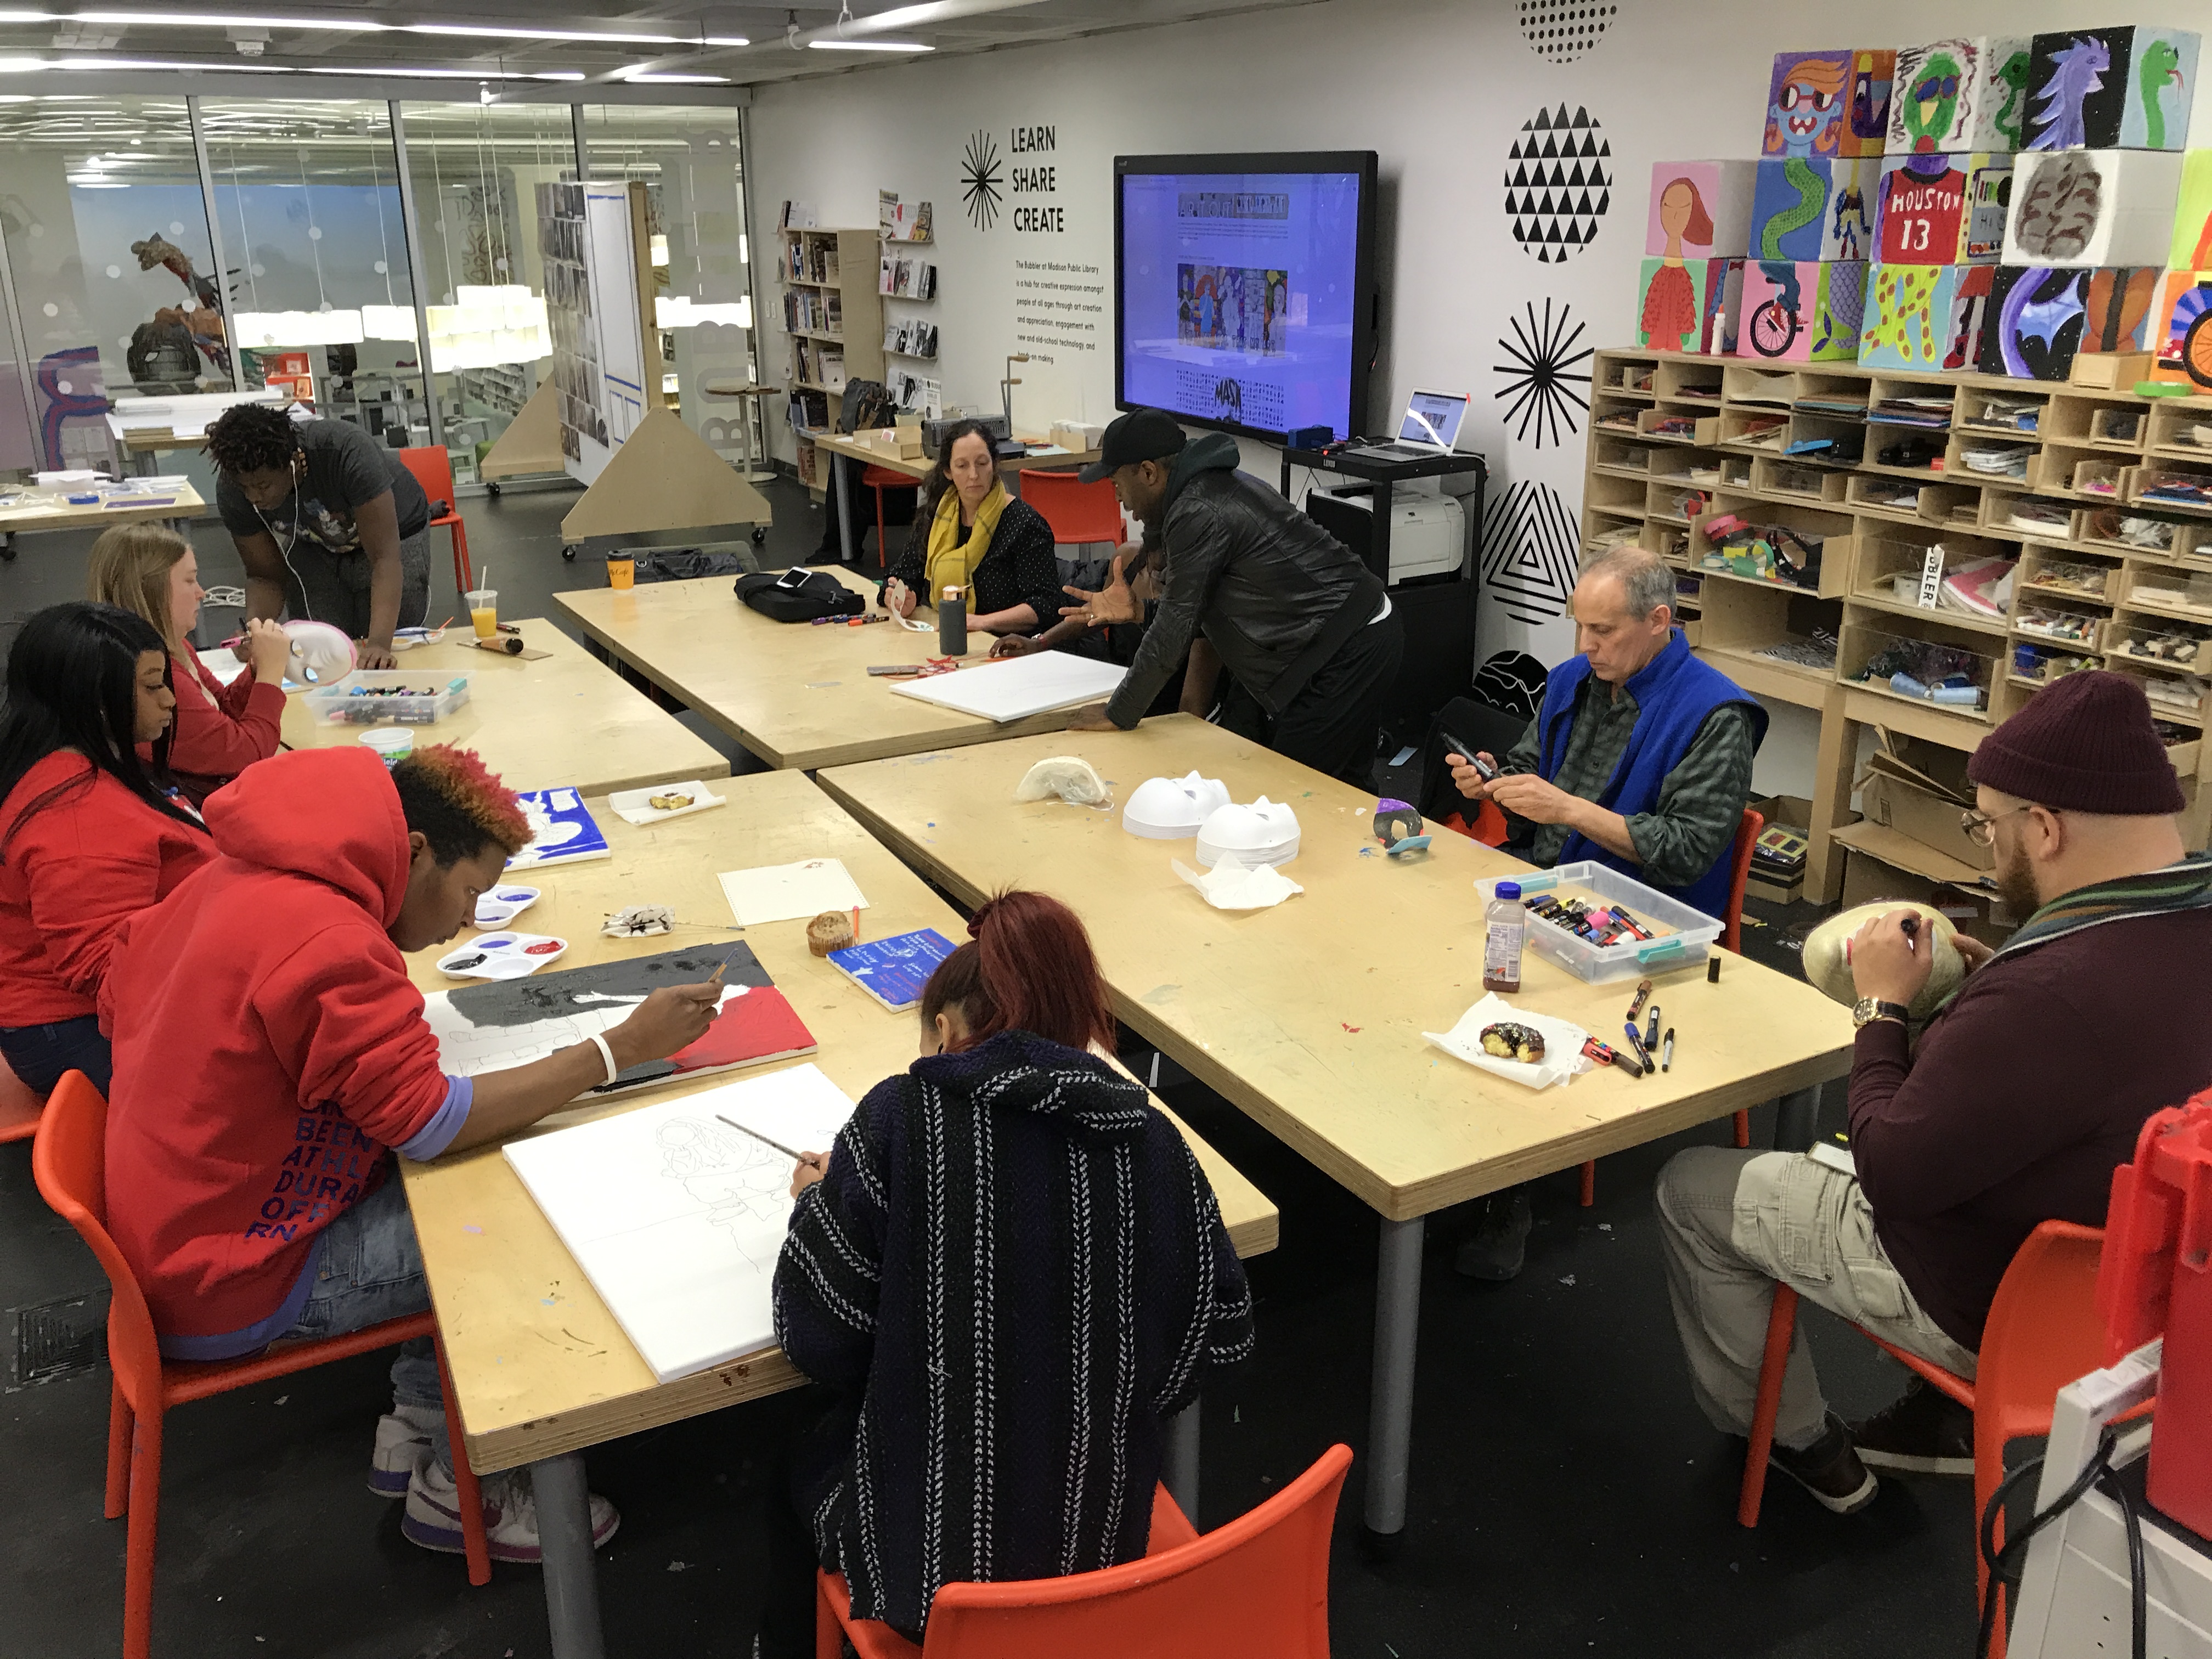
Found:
[1105,433,1381,726]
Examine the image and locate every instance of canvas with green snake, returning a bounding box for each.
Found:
[2024,26,2198,151]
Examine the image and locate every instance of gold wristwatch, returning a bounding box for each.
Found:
[1851,997,1910,1028]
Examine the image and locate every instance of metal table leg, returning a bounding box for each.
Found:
[1362,1214,1425,1546]
[833,449,856,565]
[532,1452,606,1659]
[1164,1398,1201,1522]
[1773,1086,1822,1153]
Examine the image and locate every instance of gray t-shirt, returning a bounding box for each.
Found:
[216,416,431,557]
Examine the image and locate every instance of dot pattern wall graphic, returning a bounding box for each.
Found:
[1505,105,1612,263]
[1519,0,1618,64]
[1482,480,1582,625]
[1494,298,1593,449]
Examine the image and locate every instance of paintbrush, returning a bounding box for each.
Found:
[714,1114,808,1162]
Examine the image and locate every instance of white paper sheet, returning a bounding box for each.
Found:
[717,857,870,927]
[889,652,1125,722]
[503,1064,857,1383]
[1423,994,1594,1091]
[1171,856,1304,911]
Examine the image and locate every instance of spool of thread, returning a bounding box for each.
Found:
[939,585,967,657]
[1931,684,1982,706]
[1889,671,1931,699]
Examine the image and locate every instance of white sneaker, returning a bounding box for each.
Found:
[401,1462,620,1564]
[369,1405,443,1499]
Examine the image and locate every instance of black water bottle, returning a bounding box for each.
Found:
[939,584,967,656]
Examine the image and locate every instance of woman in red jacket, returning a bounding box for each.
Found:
[87,522,290,804]
[0,601,213,1093]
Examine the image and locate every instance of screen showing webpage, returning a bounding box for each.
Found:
[1399,391,1469,447]
[1119,168,1363,438]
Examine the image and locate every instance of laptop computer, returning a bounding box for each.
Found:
[1342,389,1472,462]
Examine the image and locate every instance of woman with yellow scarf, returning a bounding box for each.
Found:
[881,420,1064,637]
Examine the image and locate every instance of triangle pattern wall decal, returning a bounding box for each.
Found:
[1503,103,1613,263]
[1481,479,1582,623]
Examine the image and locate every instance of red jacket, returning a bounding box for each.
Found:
[104,747,460,1349]
[166,645,285,804]
[0,753,214,1028]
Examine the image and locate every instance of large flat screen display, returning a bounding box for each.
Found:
[1114,151,1377,443]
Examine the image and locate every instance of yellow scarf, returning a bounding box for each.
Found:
[924,479,1010,602]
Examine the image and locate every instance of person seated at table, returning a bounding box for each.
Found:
[879,419,1061,636]
[100,743,723,1562]
[87,522,291,805]
[755,889,1255,1655]
[0,602,213,1095]
[1656,672,2212,1514]
[1444,545,1764,1281]
[205,401,432,670]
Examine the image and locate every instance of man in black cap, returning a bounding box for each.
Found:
[1062,408,1403,787]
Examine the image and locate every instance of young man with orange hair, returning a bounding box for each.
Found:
[100,744,723,1560]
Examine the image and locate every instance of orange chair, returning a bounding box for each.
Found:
[817,1442,1352,1658]
[1738,1221,2106,1654]
[863,465,921,567]
[398,446,473,596]
[30,1071,490,1659]
[1017,469,1126,556]
[1577,808,1763,1205]
[0,1049,46,1143]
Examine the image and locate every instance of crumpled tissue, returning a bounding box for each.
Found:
[1013,755,1111,806]
[1424,993,1594,1091]
[1171,856,1303,911]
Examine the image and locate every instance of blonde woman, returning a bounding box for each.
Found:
[87,524,290,803]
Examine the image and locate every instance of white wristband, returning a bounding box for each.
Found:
[587,1032,619,1087]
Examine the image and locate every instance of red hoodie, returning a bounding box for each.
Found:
[0,752,215,1028]
[166,644,285,804]
[104,746,466,1355]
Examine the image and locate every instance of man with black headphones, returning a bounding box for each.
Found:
[206,404,433,670]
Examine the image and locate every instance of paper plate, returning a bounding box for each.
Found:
[437,930,569,980]
[473,885,541,927]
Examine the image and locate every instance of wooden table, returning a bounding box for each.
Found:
[808,429,1101,564]
[279,618,729,797]
[0,482,207,559]
[399,769,1275,1657]
[818,716,1856,1541]
[554,571,1093,769]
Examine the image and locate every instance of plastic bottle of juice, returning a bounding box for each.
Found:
[1482,880,1525,994]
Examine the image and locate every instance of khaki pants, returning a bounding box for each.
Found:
[1655,1148,1978,1451]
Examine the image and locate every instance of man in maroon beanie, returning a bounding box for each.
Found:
[1655,672,2212,1514]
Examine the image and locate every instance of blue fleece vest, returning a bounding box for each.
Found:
[1535,630,1767,919]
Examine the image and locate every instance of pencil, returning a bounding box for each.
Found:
[714,1113,808,1162]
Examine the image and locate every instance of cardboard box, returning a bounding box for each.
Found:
[1832,821,2018,946]
[1855,735,1994,871]
[2070,351,2155,389]
[1744,792,1814,904]
[867,425,923,459]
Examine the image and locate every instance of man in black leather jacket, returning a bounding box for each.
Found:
[1065,409,1403,787]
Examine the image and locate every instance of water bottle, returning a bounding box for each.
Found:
[1483,880,1526,994]
[939,584,967,656]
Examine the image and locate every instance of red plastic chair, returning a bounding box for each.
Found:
[30,1071,490,1659]
[1577,808,1762,1205]
[1017,469,1125,555]
[398,446,473,596]
[817,1443,1352,1658]
[1739,1221,2106,1655]
[0,1048,46,1143]
[862,465,919,567]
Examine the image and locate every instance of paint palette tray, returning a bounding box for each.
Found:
[436,931,570,981]
[305,671,472,725]
[473,885,541,927]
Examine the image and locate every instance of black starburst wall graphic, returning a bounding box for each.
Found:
[961,130,1003,231]
[1482,481,1582,625]
[1494,298,1593,450]
[1505,104,1612,263]
[1518,0,1617,63]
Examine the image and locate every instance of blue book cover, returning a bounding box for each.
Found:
[827,928,957,1012]
[506,788,613,870]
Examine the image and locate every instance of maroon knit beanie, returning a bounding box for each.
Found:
[1966,670,2185,814]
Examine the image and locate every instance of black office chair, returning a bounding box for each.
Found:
[1416,696,1530,826]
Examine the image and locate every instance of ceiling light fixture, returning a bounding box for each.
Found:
[618,70,731,82]
[808,39,933,50]
[300,65,585,80]
[72,10,364,27]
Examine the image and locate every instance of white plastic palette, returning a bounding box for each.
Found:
[607,781,727,826]
[474,885,541,927]
[437,930,570,980]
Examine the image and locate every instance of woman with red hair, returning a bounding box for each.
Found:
[759,889,1255,1654]
[1641,176,1717,350]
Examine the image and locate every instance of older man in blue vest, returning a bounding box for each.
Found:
[1447,544,1764,1277]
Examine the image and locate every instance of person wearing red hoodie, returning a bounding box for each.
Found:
[0,601,214,1094]
[101,743,723,1562]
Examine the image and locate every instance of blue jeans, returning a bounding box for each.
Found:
[0,1013,111,1095]
[282,1172,452,1473]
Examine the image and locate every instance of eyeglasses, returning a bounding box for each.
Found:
[1960,804,2035,847]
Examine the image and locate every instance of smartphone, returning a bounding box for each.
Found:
[1441,732,1497,782]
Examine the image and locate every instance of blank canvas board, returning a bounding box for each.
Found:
[503,1063,858,1384]
[890,653,1126,722]
[717,857,870,927]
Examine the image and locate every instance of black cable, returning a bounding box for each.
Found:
[2091,1460,2149,1659]
[1973,1423,2128,1659]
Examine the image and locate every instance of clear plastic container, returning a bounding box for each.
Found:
[304,670,472,726]
[1470,862,1724,984]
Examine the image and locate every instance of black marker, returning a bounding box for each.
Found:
[1622,1022,1654,1076]
[1646,1008,1661,1052]
[1662,1028,1675,1073]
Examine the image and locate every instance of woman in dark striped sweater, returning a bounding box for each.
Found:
[758,890,1254,1651]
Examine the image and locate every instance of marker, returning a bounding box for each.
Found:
[1627,978,1654,1022]
[1646,1008,1661,1052]
[1707,956,1722,984]
[1583,1035,1643,1079]
[713,1113,806,1161]
[1900,914,1920,955]
[1623,1023,1654,1074]
[1662,1028,1675,1073]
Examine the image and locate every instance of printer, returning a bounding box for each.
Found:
[1305,487,1467,584]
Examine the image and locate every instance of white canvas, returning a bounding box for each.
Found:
[717,857,871,927]
[890,653,1127,722]
[2002,149,2183,269]
[503,1064,859,1384]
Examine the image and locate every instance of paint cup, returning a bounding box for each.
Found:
[607,556,635,590]
[467,588,498,640]
[360,727,414,767]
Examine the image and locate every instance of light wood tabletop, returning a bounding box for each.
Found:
[819,715,1857,1223]
[554,571,1094,770]
[0,481,207,540]
[808,428,1101,483]
[398,767,1276,1476]
[278,617,729,798]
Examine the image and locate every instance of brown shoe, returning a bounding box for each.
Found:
[1768,1412,1879,1514]
[1851,1376,1974,1477]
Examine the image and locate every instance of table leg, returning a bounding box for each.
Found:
[1362,1214,1424,1545]
[1164,1398,1201,1522]
[833,450,856,566]
[532,1452,606,1659]
[1773,1087,1822,1153]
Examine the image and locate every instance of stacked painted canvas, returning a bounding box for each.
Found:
[2154,148,2212,390]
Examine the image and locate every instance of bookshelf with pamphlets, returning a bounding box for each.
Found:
[878,190,942,418]
[776,204,882,496]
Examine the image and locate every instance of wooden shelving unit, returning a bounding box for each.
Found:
[776,226,883,496]
[1585,348,2212,901]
